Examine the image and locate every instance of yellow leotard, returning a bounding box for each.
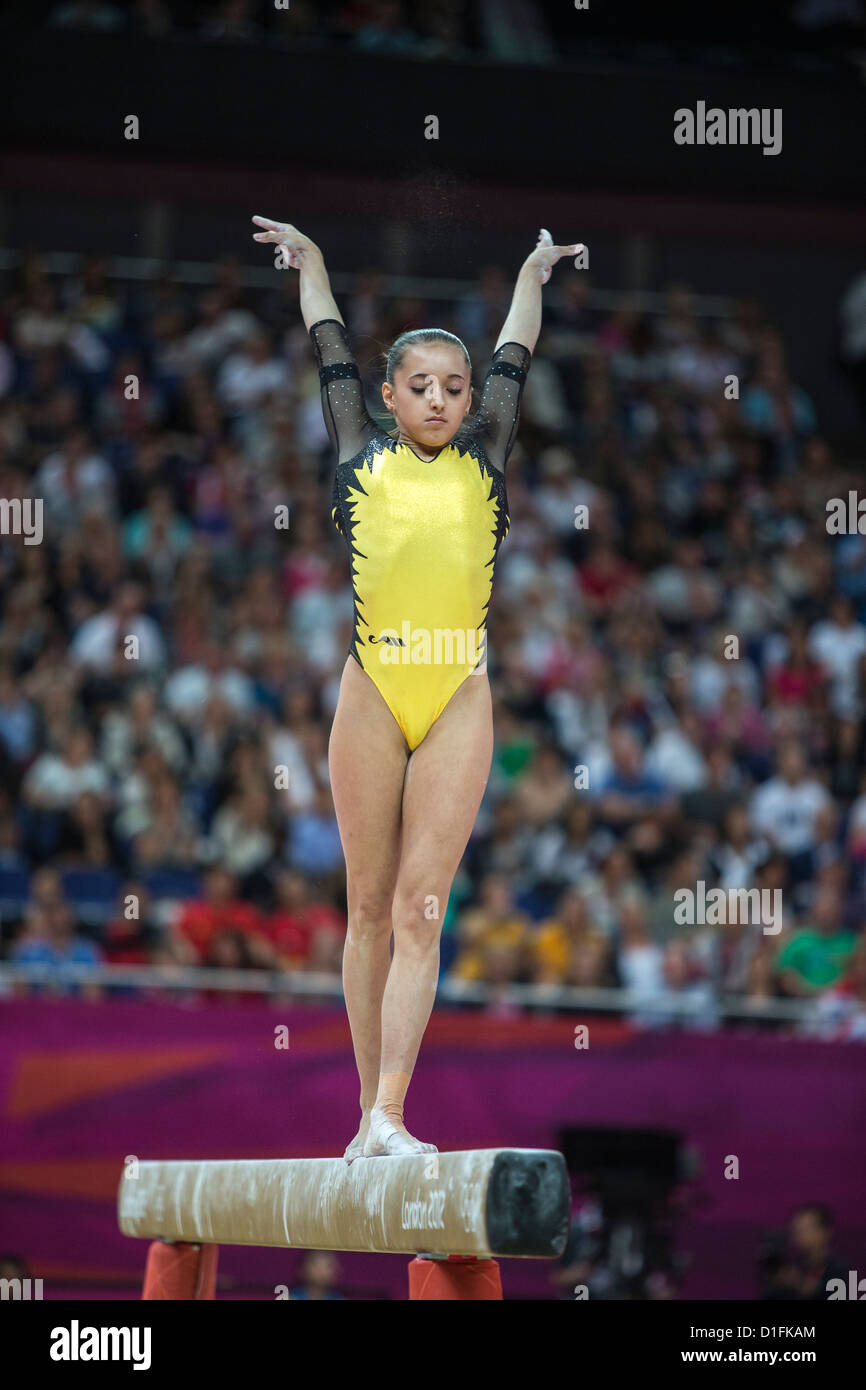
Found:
[310,319,531,750]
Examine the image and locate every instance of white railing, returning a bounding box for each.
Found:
[0,960,813,1023]
[0,249,735,316]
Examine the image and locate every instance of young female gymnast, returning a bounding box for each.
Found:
[252,215,581,1158]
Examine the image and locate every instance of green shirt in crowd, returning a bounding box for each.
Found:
[776,930,857,989]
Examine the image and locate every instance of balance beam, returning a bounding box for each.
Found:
[118,1149,569,1259]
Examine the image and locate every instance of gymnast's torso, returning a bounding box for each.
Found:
[311,319,531,749]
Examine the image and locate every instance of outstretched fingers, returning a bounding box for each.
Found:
[252,215,287,231]
[251,215,293,243]
[536,229,586,277]
[549,238,585,259]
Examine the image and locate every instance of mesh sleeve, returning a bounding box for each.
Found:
[309,318,379,465]
[473,340,532,470]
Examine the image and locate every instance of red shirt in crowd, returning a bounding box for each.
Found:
[767,661,824,705]
[174,899,265,963]
[265,902,346,966]
[578,554,638,610]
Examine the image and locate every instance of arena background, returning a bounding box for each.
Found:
[1,0,865,1302]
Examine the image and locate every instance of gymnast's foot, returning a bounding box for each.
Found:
[343,1113,371,1165]
[361,1105,438,1157]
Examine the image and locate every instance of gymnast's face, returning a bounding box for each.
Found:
[382,343,472,453]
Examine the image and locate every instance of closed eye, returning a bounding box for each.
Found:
[410,387,463,396]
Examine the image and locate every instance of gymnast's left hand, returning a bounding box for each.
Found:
[524,228,585,284]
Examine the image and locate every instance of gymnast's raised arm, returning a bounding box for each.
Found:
[494,227,584,355]
[476,228,584,470]
[251,215,377,464]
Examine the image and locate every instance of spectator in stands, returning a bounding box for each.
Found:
[100,680,187,780]
[269,684,323,813]
[529,887,610,987]
[775,885,858,999]
[126,774,201,872]
[709,804,770,893]
[703,684,770,774]
[591,726,675,854]
[613,893,667,1024]
[0,661,37,767]
[289,1250,345,1300]
[456,265,511,347]
[750,742,833,884]
[217,329,290,449]
[645,709,707,793]
[808,593,866,721]
[164,641,254,725]
[529,799,610,899]
[55,789,116,868]
[741,334,817,460]
[207,784,279,890]
[765,619,825,710]
[122,484,192,587]
[13,280,69,355]
[578,536,639,618]
[35,426,116,530]
[183,289,258,373]
[172,866,267,964]
[452,873,530,983]
[69,579,167,673]
[96,351,165,442]
[22,725,110,815]
[286,783,344,876]
[688,626,761,715]
[647,848,706,948]
[265,867,343,970]
[101,879,163,967]
[512,740,573,829]
[660,937,718,1028]
[760,1203,850,1300]
[11,897,103,999]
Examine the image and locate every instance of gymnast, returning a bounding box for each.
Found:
[252,216,581,1159]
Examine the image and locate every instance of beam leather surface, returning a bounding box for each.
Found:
[118,1149,569,1258]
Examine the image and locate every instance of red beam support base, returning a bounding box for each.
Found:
[408,1255,503,1300]
[142,1240,218,1300]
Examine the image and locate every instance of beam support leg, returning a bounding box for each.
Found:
[408,1255,503,1300]
[142,1240,218,1300]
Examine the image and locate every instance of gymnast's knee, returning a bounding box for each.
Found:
[391,883,446,949]
[345,891,394,946]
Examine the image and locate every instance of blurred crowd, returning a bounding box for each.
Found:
[43,0,480,61]
[37,0,866,67]
[1,243,865,1037]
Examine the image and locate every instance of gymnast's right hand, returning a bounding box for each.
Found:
[251,216,321,268]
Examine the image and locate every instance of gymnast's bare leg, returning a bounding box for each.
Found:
[329,655,406,1161]
[364,666,493,1156]
[329,656,493,1159]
